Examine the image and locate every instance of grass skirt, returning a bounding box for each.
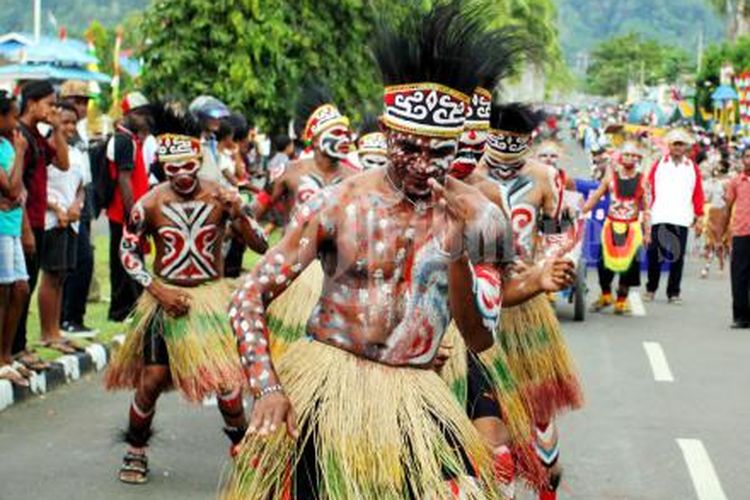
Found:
[267,261,324,360]
[223,339,503,499]
[440,322,546,489]
[104,280,245,402]
[486,294,583,424]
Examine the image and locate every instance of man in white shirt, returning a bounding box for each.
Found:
[644,129,705,304]
[59,82,97,336]
[37,103,86,353]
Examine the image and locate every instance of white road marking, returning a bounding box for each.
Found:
[629,290,646,316]
[677,439,728,500]
[642,342,674,382]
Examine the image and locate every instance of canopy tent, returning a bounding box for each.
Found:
[0,63,110,83]
[710,85,739,103]
[627,101,667,126]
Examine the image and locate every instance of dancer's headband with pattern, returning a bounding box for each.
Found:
[382,83,469,138]
[302,104,350,145]
[486,129,532,164]
[464,87,492,131]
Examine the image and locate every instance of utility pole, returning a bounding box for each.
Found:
[33,0,42,42]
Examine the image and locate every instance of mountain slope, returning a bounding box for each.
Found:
[557,0,725,63]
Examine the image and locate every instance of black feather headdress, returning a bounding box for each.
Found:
[294,82,349,145]
[371,0,502,138]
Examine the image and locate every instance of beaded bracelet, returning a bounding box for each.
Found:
[255,384,284,400]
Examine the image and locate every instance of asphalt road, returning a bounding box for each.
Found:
[2,140,746,500]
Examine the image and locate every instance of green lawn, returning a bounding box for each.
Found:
[26,232,273,361]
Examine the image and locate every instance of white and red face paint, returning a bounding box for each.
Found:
[387,131,457,199]
[164,159,201,195]
[316,124,352,161]
[451,129,487,179]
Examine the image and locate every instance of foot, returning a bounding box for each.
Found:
[590,294,614,312]
[700,268,708,279]
[642,291,655,302]
[14,351,50,372]
[730,321,750,329]
[614,300,631,315]
[61,321,99,339]
[668,296,683,305]
[0,364,30,387]
[119,449,149,484]
[38,339,78,355]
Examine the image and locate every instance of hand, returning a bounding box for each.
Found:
[538,258,576,293]
[429,177,493,259]
[693,220,704,237]
[247,391,298,439]
[12,129,27,155]
[21,226,35,255]
[150,282,191,318]
[216,187,243,219]
[67,205,81,222]
[56,208,69,228]
[45,106,62,129]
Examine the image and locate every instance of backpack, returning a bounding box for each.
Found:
[90,135,115,217]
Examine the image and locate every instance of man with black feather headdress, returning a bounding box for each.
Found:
[225,2,569,499]
[104,101,268,485]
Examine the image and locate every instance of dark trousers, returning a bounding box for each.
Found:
[61,219,94,325]
[731,235,750,323]
[224,238,245,278]
[12,227,44,355]
[647,224,689,298]
[599,248,641,296]
[108,220,142,322]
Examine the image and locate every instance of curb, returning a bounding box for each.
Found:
[0,336,123,413]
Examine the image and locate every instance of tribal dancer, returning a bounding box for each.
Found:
[440,30,573,496]
[105,130,268,484]
[477,103,584,500]
[701,163,730,279]
[251,85,356,227]
[356,113,388,170]
[224,4,570,498]
[255,87,358,357]
[585,141,650,315]
[535,139,576,191]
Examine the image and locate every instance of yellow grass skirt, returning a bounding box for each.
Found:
[486,294,583,424]
[104,279,245,402]
[267,261,324,359]
[223,339,504,500]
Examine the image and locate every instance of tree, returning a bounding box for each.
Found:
[585,33,693,97]
[709,0,750,41]
[695,36,750,110]
[137,0,568,132]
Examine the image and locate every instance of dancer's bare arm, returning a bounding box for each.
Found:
[230,191,335,437]
[120,195,190,318]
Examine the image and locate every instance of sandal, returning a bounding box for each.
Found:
[119,451,150,484]
[14,351,51,371]
[11,361,33,379]
[61,338,87,353]
[0,364,30,387]
[38,340,78,355]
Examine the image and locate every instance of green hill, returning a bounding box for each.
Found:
[0,0,148,37]
[557,0,726,66]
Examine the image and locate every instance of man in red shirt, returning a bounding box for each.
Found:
[725,148,750,329]
[106,92,152,321]
[13,81,70,368]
